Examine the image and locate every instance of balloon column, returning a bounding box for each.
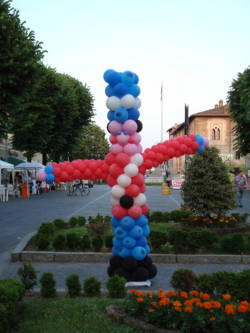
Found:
[40,69,209,282]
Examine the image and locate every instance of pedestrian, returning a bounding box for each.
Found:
[234,171,247,207]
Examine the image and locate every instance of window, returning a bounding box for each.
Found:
[212,127,220,140]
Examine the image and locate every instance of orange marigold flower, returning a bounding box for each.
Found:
[174,306,182,312]
[167,290,177,297]
[240,300,249,307]
[184,306,193,313]
[223,294,231,301]
[158,292,166,299]
[150,301,157,308]
[158,288,164,294]
[136,291,144,297]
[203,302,212,310]
[200,292,210,300]
[211,301,221,309]
[146,291,153,297]
[130,289,137,294]
[173,300,182,307]
[148,308,154,313]
[225,304,235,315]
[159,298,170,306]
[210,317,216,322]
[190,290,199,296]
[137,297,144,303]
[238,305,248,313]
[185,299,193,306]
[180,291,188,299]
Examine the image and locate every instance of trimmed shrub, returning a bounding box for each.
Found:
[171,269,197,291]
[87,214,110,236]
[187,230,218,252]
[66,274,81,297]
[197,273,215,294]
[53,218,66,229]
[35,232,50,250]
[77,216,86,227]
[83,277,101,296]
[40,272,56,298]
[69,216,78,228]
[38,222,55,237]
[17,263,38,292]
[53,234,66,250]
[168,229,187,252]
[66,232,80,249]
[79,235,91,250]
[149,211,164,222]
[220,233,247,254]
[169,209,191,222]
[105,234,113,249]
[149,230,168,251]
[92,235,103,251]
[236,269,250,300]
[106,274,127,298]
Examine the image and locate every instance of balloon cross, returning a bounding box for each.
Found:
[37,69,209,282]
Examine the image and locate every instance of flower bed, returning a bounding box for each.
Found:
[125,289,250,332]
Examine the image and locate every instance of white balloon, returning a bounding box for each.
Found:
[134,97,141,109]
[131,153,143,166]
[120,94,136,109]
[106,96,121,110]
[124,163,138,177]
[111,185,125,198]
[117,174,131,187]
[134,193,146,206]
[111,197,119,206]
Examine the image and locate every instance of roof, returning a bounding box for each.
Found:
[168,104,229,135]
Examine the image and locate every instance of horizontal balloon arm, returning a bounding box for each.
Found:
[140,134,209,173]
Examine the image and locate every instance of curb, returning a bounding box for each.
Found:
[11,232,250,265]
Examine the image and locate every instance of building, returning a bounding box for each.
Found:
[167,100,249,175]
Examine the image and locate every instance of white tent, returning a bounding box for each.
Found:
[0,160,14,185]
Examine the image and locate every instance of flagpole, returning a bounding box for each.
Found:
[161,82,163,142]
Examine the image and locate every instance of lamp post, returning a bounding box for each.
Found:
[184,104,189,166]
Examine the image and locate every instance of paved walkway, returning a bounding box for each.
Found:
[0,185,249,291]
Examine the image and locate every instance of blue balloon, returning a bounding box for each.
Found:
[121,71,135,86]
[145,245,150,255]
[195,134,203,145]
[122,236,136,249]
[114,226,127,239]
[197,145,205,153]
[136,236,147,246]
[129,225,143,239]
[133,73,139,84]
[132,246,146,261]
[113,83,128,97]
[103,69,121,86]
[128,84,140,97]
[114,108,128,123]
[45,165,53,174]
[111,217,120,228]
[119,247,131,258]
[105,85,114,97]
[135,215,148,227]
[107,110,115,121]
[142,225,150,237]
[128,108,140,120]
[120,216,135,230]
[113,237,122,248]
[46,174,54,184]
[112,246,120,255]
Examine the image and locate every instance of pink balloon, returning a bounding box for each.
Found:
[122,120,137,134]
[124,143,138,155]
[108,121,122,135]
[36,170,47,182]
[137,144,143,153]
[131,132,141,144]
[110,144,123,154]
[116,133,129,145]
[203,138,209,147]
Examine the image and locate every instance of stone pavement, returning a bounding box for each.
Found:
[0,185,249,292]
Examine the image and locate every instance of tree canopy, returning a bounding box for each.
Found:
[227,66,250,156]
[181,146,236,216]
[71,123,109,160]
[0,0,44,137]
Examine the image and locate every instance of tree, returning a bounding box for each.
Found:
[227,67,250,156]
[181,146,236,217]
[71,123,109,160]
[0,0,44,137]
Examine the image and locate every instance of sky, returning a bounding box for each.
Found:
[12,0,250,150]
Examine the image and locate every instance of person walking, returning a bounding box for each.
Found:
[234,171,247,207]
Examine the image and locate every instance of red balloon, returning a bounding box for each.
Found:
[94,168,102,178]
[131,173,144,186]
[102,162,110,173]
[83,168,92,178]
[138,165,146,174]
[53,167,61,177]
[156,153,164,163]
[109,164,123,178]
[105,153,116,165]
[167,147,175,158]
[89,160,98,171]
[61,171,68,181]
[186,147,193,155]
[128,205,142,218]
[107,175,117,187]
[192,142,199,151]
[140,184,146,193]
[180,144,187,153]
[152,160,159,167]
[110,135,117,144]
[112,205,127,219]
[126,184,140,197]
[189,134,196,141]
[141,204,148,215]
[66,165,74,175]
[78,162,85,172]
[144,159,153,169]
[73,169,81,179]
[148,151,156,160]
[115,152,130,167]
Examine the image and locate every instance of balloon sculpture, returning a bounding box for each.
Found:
[38,69,209,282]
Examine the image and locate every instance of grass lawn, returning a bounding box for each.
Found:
[13,297,140,333]
[150,222,176,233]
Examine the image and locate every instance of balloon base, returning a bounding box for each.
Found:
[125,280,151,288]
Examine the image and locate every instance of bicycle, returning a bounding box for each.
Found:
[67,182,90,196]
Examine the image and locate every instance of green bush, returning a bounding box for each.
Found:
[236,269,250,300]
[38,222,55,237]
[149,211,164,222]
[53,218,66,229]
[69,216,78,228]
[169,209,191,222]
[167,229,187,252]
[66,274,81,297]
[17,263,38,292]
[83,277,101,296]
[77,216,86,227]
[53,234,66,250]
[149,230,168,251]
[92,235,103,251]
[104,234,113,248]
[220,233,247,254]
[170,269,197,291]
[79,235,91,250]
[87,214,110,236]
[211,271,237,296]
[40,272,56,298]
[197,273,215,294]
[0,279,25,333]
[35,232,50,250]
[186,229,218,252]
[66,232,80,249]
[106,274,127,298]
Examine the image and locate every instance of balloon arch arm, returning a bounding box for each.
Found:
[39,133,207,184]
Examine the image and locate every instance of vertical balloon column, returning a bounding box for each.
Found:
[105,69,157,282]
